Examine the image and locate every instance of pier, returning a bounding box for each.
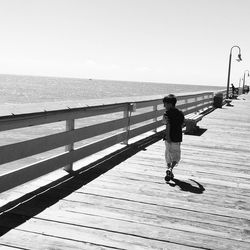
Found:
[0,91,249,249]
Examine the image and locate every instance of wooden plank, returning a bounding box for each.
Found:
[0,229,117,250]
[0,217,196,250]
[130,110,164,125]
[182,103,213,115]
[0,245,23,250]
[135,99,162,109]
[177,92,214,101]
[72,131,127,162]
[0,152,71,193]
[177,97,213,110]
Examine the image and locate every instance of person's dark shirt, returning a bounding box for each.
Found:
[165,108,184,142]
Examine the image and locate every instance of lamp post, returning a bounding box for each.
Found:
[226,46,242,99]
[242,70,250,94]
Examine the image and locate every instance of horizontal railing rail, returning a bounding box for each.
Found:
[0,90,220,193]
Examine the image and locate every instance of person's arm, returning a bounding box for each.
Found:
[163,113,171,142]
[162,113,167,125]
[181,111,185,128]
[165,121,171,142]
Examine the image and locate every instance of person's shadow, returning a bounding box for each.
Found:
[168,179,205,194]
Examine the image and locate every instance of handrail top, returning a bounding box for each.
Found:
[0,90,225,120]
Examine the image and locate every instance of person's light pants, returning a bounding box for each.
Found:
[165,141,181,165]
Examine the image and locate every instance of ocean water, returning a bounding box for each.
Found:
[0,74,224,106]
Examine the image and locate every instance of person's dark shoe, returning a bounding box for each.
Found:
[170,171,174,180]
[165,169,172,182]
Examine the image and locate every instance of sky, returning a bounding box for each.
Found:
[0,0,250,87]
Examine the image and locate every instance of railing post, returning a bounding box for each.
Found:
[202,94,205,111]
[185,97,189,113]
[153,104,157,133]
[210,93,214,106]
[123,103,136,145]
[123,104,130,145]
[64,119,75,172]
[194,96,198,113]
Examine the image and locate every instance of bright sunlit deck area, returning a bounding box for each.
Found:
[0,93,250,249]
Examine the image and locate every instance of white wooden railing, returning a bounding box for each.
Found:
[0,91,221,193]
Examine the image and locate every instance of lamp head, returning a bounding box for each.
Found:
[236,54,242,62]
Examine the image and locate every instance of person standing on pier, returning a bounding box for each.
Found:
[162,94,184,182]
[231,84,236,98]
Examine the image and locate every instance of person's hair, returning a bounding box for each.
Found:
[163,94,177,106]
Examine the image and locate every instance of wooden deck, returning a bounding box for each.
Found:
[0,94,250,249]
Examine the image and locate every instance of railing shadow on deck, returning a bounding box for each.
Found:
[0,131,164,237]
